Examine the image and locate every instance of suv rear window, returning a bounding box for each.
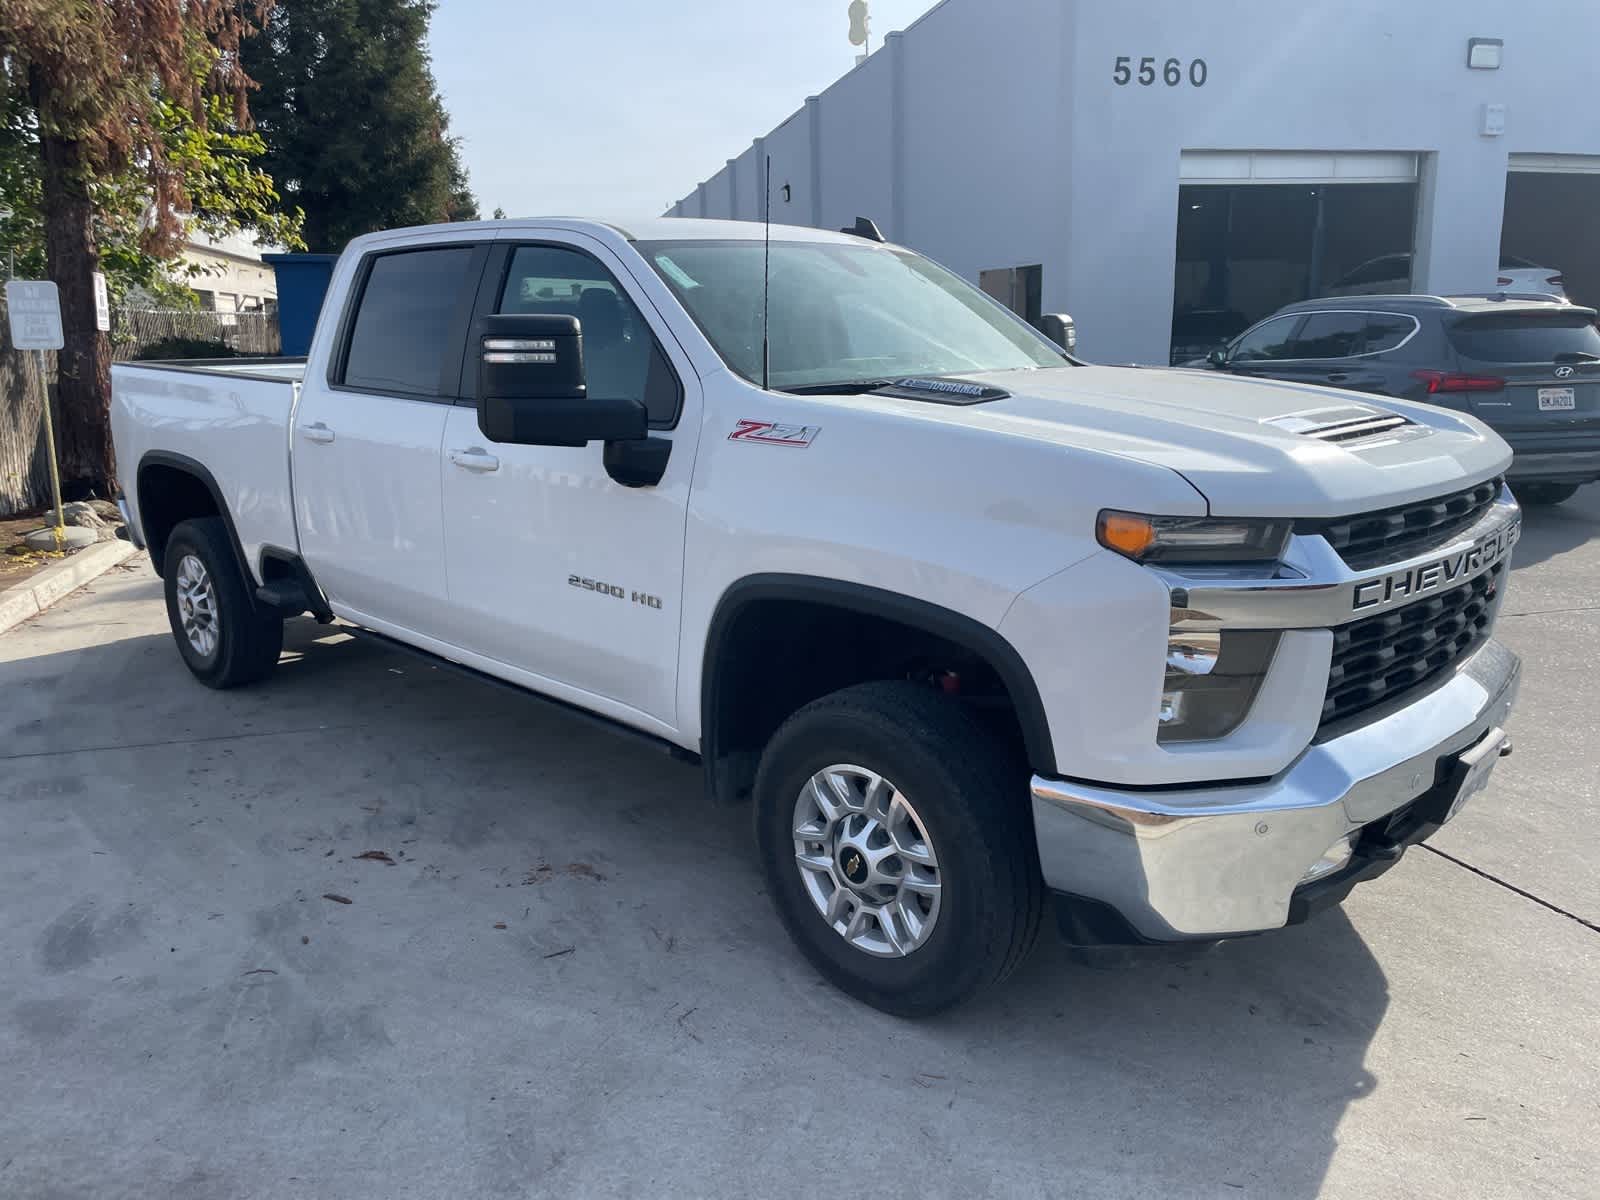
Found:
[1448,312,1600,363]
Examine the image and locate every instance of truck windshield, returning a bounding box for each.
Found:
[638,239,1067,390]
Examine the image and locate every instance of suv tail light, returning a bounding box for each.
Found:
[1497,276,1513,287]
[1412,370,1506,394]
[1548,274,1566,287]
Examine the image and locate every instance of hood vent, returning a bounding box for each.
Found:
[1265,405,1415,444]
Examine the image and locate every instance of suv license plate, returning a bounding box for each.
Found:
[1539,387,1576,411]
[1444,727,1510,824]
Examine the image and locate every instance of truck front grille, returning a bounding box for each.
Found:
[1321,564,1503,728]
[1299,477,1503,571]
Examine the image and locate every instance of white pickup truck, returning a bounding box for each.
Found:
[112,217,1522,1015]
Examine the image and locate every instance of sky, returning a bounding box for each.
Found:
[428,0,935,219]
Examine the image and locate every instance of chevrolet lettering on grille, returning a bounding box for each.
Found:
[1351,520,1521,613]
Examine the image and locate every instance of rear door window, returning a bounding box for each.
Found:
[343,247,477,396]
[1286,312,1368,359]
[1448,313,1600,363]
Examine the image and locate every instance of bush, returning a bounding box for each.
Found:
[133,336,240,361]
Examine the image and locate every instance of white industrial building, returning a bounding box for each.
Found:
[668,0,1600,365]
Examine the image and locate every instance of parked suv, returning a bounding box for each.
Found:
[1196,294,1600,504]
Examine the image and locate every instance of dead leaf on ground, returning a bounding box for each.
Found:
[493,922,508,930]
[322,893,353,905]
[354,850,396,865]
[523,861,608,885]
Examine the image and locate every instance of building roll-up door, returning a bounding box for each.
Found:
[1502,154,1600,308]
[1170,153,1422,364]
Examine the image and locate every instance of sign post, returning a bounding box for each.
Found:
[5,281,68,551]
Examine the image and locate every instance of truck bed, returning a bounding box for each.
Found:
[124,356,308,383]
[111,358,307,582]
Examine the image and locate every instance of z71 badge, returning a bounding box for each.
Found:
[728,420,820,447]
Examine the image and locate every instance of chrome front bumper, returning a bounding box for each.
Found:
[1030,637,1520,941]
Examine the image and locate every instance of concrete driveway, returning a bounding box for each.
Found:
[3,497,1598,1200]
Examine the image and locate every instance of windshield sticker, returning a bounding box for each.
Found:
[728,420,820,447]
[654,255,700,289]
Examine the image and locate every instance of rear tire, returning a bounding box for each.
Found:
[1515,482,1580,506]
[162,517,283,689]
[753,681,1043,1017]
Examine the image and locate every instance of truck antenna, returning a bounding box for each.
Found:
[762,154,772,391]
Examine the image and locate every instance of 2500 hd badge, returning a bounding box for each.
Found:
[1352,519,1520,612]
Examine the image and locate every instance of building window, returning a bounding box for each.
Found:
[979,265,1043,326]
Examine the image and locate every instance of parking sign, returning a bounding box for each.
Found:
[5,280,64,350]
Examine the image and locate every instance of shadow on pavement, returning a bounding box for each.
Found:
[1,613,1388,1199]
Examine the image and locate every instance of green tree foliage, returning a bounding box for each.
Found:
[0,0,303,488]
[244,0,479,252]
[1,88,304,307]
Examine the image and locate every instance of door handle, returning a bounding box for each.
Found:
[301,422,335,444]
[1325,373,1350,384]
[448,447,500,473]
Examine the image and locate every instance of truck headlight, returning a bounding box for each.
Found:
[1098,511,1290,565]
[1158,630,1279,742]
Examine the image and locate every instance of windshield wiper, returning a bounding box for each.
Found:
[1553,352,1600,363]
[778,379,898,395]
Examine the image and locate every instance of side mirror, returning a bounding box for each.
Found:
[1207,346,1229,368]
[477,313,646,447]
[1038,312,1077,353]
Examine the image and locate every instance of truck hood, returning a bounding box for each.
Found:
[944,365,1513,518]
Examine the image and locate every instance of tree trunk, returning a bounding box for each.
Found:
[34,71,114,494]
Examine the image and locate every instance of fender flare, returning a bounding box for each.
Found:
[136,450,250,580]
[700,573,1057,777]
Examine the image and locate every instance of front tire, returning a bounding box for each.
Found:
[753,681,1043,1017]
[1515,482,1580,506]
[162,517,283,689]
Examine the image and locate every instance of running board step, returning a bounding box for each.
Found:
[255,580,313,614]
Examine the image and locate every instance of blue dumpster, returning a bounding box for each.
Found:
[263,253,339,357]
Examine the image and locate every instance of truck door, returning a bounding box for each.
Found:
[435,234,700,729]
[292,239,488,634]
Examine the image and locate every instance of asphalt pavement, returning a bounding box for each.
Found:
[2,495,1597,1200]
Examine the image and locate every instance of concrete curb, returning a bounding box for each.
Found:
[0,540,141,635]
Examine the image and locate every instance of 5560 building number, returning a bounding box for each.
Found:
[1113,56,1208,87]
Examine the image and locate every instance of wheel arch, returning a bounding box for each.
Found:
[135,451,249,580]
[699,574,1057,804]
